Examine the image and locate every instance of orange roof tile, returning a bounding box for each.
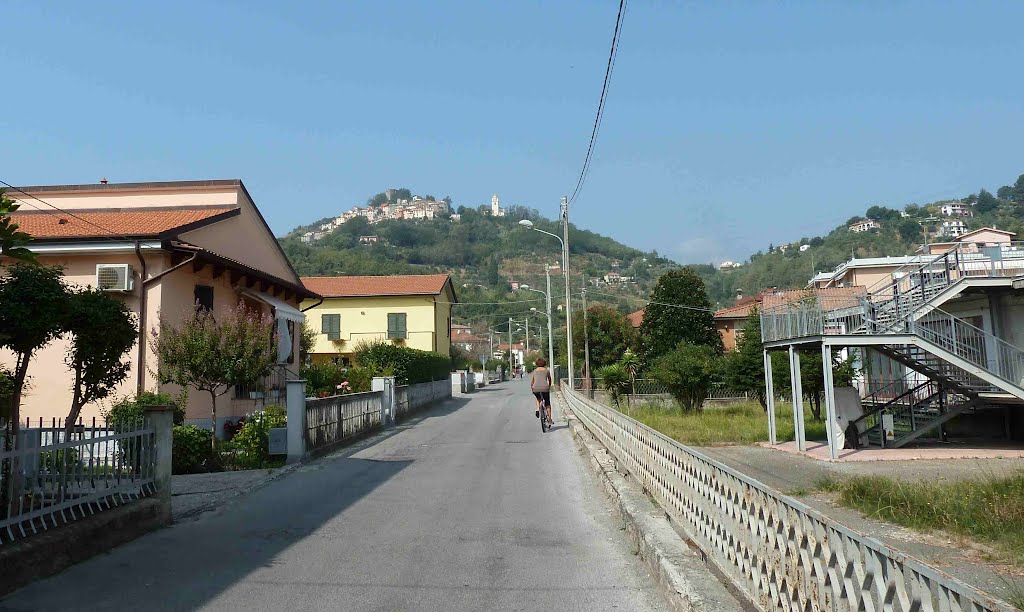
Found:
[302,274,453,298]
[714,302,758,320]
[627,309,645,327]
[11,207,237,239]
[760,287,865,310]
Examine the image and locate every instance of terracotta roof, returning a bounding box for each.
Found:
[760,287,865,310]
[714,302,758,320]
[10,207,238,239]
[302,274,453,298]
[627,309,645,327]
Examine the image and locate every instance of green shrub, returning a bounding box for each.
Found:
[301,362,348,396]
[172,425,213,474]
[0,367,13,421]
[596,363,631,407]
[105,391,183,426]
[651,343,723,411]
[345,366,373,393]
[230,406,286,469]
[354,341,450,384]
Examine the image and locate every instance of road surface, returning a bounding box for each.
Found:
[1,380,666,611]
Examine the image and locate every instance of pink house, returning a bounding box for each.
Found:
[2,179,319,435]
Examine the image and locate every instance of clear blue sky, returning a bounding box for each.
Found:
[3,1,1024,264]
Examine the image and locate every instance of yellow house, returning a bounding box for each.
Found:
[300,275,457,364]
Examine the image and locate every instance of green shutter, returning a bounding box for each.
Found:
[388,313,407,339]
[322,314,340,340]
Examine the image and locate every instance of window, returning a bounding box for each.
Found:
[194,285,214,311]
[322,314,341,341]
[387,313,407,339]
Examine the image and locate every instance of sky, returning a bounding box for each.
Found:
[2,1,1024,265]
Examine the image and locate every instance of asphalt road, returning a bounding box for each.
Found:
[1,380,666,612]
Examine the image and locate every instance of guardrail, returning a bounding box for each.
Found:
[561,384,1015,611]
[0,416,157,543]
[304,391,383,452]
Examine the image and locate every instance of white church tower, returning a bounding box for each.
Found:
[490,194,506,217]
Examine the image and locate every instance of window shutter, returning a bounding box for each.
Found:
[388,313,407,339]
[322,314,340,341]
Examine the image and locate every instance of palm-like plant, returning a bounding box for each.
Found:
[619,350,641,416]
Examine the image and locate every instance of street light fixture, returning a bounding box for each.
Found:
[519,215,573,383]
[521,283,555,380]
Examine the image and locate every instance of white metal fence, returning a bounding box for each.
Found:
[0,416,156,544]
[562,385,1015,611]
[305,391,383,452]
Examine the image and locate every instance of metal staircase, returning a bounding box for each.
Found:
[854,379,979,448]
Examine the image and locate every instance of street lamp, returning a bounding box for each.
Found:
[519,215,573,384]
[521,283,555,380]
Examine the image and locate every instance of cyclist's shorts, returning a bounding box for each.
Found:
[533,391,551,405]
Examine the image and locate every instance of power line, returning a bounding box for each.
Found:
[0,179,137,244]
[580,289,716,313]
[567,0,627,206]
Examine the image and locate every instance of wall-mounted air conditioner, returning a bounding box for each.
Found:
[96,264,134,292]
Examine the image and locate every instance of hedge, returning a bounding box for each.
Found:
[354,341,450,384]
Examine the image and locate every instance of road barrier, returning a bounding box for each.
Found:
[561,384,1015,611]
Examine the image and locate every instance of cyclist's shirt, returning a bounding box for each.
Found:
[530,367,551,392]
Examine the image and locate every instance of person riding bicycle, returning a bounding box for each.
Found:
[530,358,552,424]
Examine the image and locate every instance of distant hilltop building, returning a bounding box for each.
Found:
[719,261,742,270]
[848,219,880,233]
[490,194,506,217]
[299,196,449,243]
[941,202,973,217]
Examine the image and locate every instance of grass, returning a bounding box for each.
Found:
[817,472,1024,572]
[625,399,827,446]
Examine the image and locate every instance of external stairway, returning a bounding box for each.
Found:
[762,242,1024,449]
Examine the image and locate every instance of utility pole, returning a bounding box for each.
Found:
[525,316,530,356]
[545,266,555,379]
[582,286,591,393]
[508,316,513,375]
[561,196,574,386]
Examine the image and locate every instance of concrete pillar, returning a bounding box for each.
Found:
[285,379,307,464]
[143,404,174,513]
[821,343,839,460]
[451,371,465,394]
[372,377,396,426]
[789,347,806,452]
[764,350,777,445]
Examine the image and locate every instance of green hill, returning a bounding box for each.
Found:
[693,172,1024,306]
[278,193,677,323]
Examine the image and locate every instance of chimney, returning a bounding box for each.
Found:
[100,178,108,184]
[735,289,743,303]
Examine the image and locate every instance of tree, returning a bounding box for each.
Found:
[0,264,71,437]
[651,343,722,411]
[153,304,276,451]
[723,311,790,409]
[0,191,34,262]
[300,322,317,364]
[596,363,631,409]
[976,189,999,214]
[63,289,138,437]
[897,218,921,242]
[639,269,721,364]
[572,305,637,370]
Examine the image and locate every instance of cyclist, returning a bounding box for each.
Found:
[530,357,552,425]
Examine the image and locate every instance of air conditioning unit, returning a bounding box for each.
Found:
[96,264,134,292]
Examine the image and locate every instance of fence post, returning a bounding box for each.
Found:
[143,404,174,517]
[286,379,307,464]
[372,377,395,426]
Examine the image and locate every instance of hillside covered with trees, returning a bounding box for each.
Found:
[694,172,1024,306]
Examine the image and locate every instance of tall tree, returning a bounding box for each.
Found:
[571,305,637,371]
[63,289,138,436]
[152,304,277,451]
[976,189,1000,214]
[724,311,789,409]
[0,265,71,437]
[639,269,721,364]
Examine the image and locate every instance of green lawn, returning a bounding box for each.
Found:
[625,400,827,446]
[818,473,1024,572]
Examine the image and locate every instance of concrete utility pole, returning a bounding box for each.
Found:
[525,316,530,356]
[562,196,574,385]
[545,267,555,375]
[508,317,513,372]
[582,286,591,390]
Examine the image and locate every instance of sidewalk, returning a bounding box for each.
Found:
[697,445,1024,599]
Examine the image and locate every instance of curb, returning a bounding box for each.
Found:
[567,415,752,612]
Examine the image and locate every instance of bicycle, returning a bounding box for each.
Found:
[538,397,553,433]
